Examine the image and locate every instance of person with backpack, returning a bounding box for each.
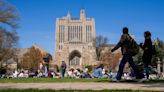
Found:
[111,27,144,81]
[140,31,153,79]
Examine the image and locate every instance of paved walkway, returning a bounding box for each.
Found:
[0,83,164,91]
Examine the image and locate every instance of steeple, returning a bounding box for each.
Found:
[67,11,71,19]
[80,9,86,20]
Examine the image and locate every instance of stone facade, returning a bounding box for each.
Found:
[54,9,97,68]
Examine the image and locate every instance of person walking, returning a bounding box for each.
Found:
[140,31,153,79]
[111,27,144,81]
[61,61,67,78]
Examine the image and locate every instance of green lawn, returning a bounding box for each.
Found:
[0,89,161,92]
[0,78,110,83]
[0,78,164,83]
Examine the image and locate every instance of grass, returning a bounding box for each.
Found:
[0,78,164,83]
[0,89,162,92]
[0,78,111,83]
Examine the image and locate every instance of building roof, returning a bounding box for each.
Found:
[6,58,17,64]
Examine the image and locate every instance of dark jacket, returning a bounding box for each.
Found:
[140,38,152,63]
[141,39,152,55]
[112,34,131,55]
[61,63,67,70]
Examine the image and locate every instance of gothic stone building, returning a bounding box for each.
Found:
[54,9,96,68]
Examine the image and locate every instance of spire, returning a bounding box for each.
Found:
[80,9,85,20]
[67,11,71,18]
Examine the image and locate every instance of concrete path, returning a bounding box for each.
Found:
[0,83,164,91]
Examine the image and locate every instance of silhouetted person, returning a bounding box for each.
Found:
[140,31,152,79]
[61,61,67,78]
[111,27,144,81]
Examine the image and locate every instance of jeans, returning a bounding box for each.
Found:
[93,68,103,78]
[142,54,152,79]
[61,69,66,78]
[143,63,150,79]
[116,54,144,80]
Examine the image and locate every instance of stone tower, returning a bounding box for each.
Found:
[54,9,96,68]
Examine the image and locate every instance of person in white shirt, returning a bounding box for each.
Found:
[13,70,18,78]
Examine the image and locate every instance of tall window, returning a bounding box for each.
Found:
[59,45,62,50]
[68,26,70,41]
[80,26,82,42]
[59,25,65,43]
[86,25,91,42]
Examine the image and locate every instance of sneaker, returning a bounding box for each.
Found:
[112,78,120,82]
[139,78,148,83]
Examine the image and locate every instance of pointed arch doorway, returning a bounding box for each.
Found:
[69,50,81,66]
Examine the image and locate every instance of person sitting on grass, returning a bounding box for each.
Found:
[74,69,82,78]
[13,70,18,78]
[18,71,24,78]
[84,71,92,78]
[93,64,104,78]
[67,68,74,78]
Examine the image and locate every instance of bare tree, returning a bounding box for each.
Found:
[0,0,19,30]
[95,35,108,61]
[0,29,19,67]
[0,0,19,67]
[96,35,108,47]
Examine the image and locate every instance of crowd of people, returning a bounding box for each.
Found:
[0,66,115,79]
[0,27,159,81]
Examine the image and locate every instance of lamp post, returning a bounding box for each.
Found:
[157,58,161,74]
